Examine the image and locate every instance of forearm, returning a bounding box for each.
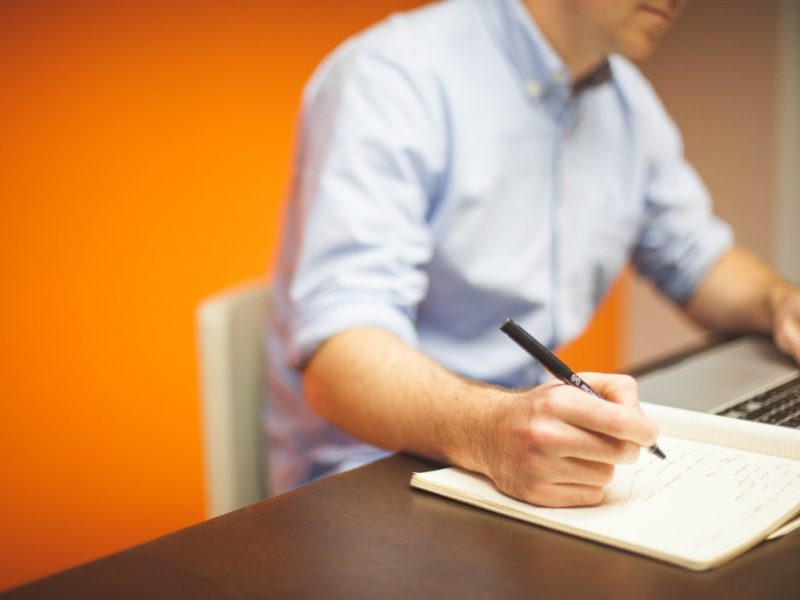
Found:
[685,245,791,334]
[301,326,659,507]
[301,327,502,472]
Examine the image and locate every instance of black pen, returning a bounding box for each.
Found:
[500,318,666,460]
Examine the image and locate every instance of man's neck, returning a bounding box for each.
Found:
[522,0,607,83]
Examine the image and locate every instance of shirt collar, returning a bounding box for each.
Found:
[475,0,612,100]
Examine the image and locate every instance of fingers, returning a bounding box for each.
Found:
[483,376,659,508]
[491,453,613,507]
[546,456,617,486]
[771,286,800,364]
[579,371,639,408]
[531,380,659,450]
[495,453,624,507]
[516,482,606,508]
[774,310,800,364]
[559,430,642,466]
[523,408,642,464]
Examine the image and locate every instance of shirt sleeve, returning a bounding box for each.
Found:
[282,42,447,368]
[631,102,734,305]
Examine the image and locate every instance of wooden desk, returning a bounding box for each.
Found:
[6,452,800,599]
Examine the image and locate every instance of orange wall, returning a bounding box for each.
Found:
[0,0,623,590]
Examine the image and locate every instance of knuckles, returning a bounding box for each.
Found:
[607,374,638,394]
[601,373,639,408]
[532,390,561,417]
[619,441,641,465]
[596,462,616,486]
[582,487,606,506]
[604,408,634,437]
[606,438,640,465]
[519,483,605,508]
[525,422,562,453]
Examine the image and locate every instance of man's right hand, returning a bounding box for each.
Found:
[475,373,659,507]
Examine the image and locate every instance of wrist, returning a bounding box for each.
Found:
[444,381,514,474]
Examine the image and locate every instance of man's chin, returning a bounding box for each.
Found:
[617,34,663,62]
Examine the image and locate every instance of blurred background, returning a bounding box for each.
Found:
[1,0,797,590]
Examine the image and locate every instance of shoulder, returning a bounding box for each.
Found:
[350,0,481,65]
[297,0,483,145]
[305,0,481,97]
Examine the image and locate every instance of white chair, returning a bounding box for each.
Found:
[196,280,271,518]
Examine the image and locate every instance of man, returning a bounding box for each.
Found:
[266,0,800,505]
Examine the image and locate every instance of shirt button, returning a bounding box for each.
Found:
[552,69,567,84]
[525,80,542,97]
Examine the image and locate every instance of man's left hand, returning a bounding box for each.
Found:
[770,284,800,364]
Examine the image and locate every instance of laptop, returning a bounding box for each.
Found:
[635,335,800,428]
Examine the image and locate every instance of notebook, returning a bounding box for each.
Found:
[411,404,800,571]
[410,336,800,571]
[635,335,800,427]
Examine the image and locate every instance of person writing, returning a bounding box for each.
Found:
[265,0,800,506]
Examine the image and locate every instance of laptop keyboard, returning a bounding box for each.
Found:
[717,376,800,428]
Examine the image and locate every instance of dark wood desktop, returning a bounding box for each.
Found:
[6,450,800,600]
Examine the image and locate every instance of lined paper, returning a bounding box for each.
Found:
[412,435,800,570]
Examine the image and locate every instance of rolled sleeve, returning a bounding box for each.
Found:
[289,300,420,368]
[282,41,447,369]
[632,118,734,304]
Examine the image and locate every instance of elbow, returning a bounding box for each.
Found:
[301,350,336,420]
[302,371,328,420]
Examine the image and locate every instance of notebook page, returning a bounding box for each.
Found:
[641,402,800,460]
[412,437,800,570]
[767,515,800,539]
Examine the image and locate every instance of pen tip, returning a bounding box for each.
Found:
[650,444,667,460]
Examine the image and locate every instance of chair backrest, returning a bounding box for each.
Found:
[196,280,271,518]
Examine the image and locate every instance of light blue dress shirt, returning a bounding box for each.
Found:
[266,0,733,493]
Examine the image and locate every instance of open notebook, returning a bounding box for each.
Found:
[411,403,800,571]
